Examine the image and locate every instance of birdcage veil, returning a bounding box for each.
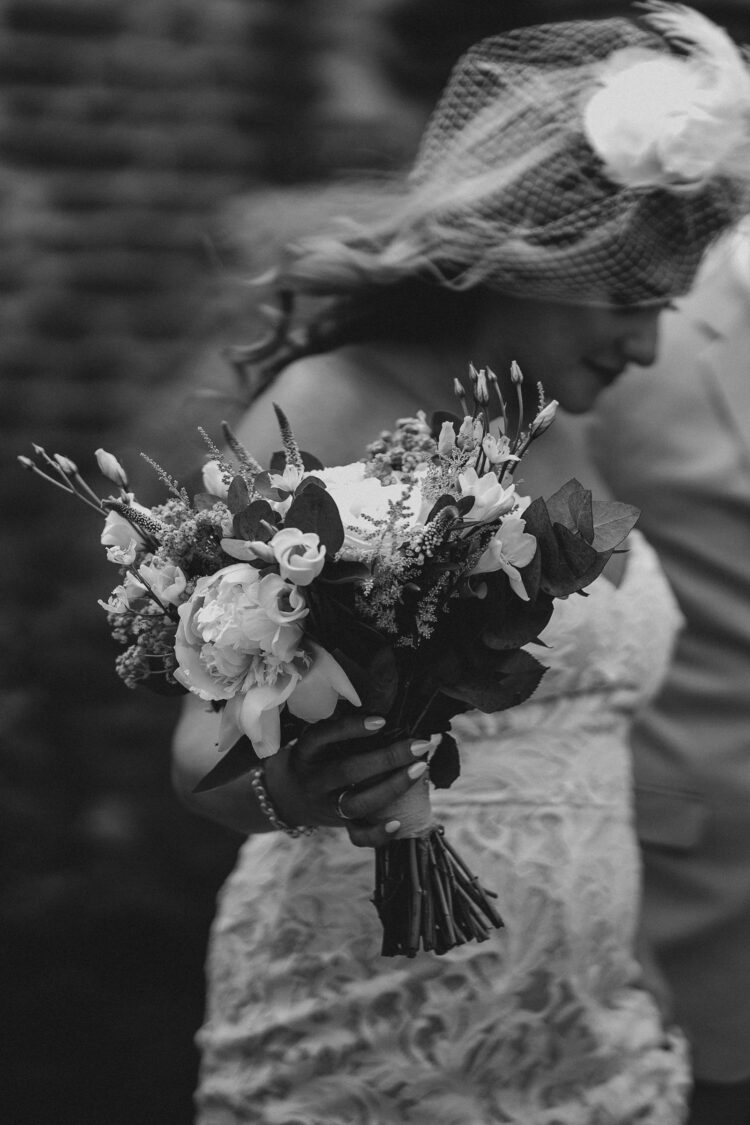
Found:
[404,3,750,305]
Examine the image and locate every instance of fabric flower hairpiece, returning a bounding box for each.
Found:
[583,2,750,190]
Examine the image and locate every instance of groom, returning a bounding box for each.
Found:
[591,227,750,1125]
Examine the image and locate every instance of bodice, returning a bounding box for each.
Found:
[445,530,683,807]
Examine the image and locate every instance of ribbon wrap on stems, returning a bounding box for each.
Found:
[364,726,504,958]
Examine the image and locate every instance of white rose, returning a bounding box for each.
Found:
[254,573,309,660]
[269,527,326,586]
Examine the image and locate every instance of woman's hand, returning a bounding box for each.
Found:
[264,713,434,848]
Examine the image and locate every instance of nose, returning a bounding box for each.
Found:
[621,309,662,367]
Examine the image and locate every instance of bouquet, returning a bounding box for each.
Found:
[20,363,638,957]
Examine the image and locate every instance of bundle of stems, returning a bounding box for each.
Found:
[373,828,503,957]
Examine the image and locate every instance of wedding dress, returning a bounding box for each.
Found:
[195,530,690,1125]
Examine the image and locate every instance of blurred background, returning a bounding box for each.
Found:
[3,2,748,1122]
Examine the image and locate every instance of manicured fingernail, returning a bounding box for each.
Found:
[411,739,432,756]
[385,820,401,834]
[407,760,428,780]
[364,716,386,730]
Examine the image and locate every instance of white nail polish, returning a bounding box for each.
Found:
[407,760,428,780]
[385,820,401,834]
[410,740,432,756]
[364,716,386,731]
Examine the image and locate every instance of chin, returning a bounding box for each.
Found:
[554,372,607,414]
[555,390,599,415]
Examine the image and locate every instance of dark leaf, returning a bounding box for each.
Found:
[359,645,400,716]
[568,488,594,544]
[558,523,599,574]
[285,486,345,555]
[431,410,462,437]
[311,587,386,662]
[227,475,251,516]
[297,474,327,493]
[544,478,587,530]
[429,732,461,789]
[481,580,555,649]
[425,494,461,523]
[253,470,289,501]
[425,493,475,523]
[269,451,285,473]
[233,499,276,541]
[192,737,261,793]
[409,688,474,737]
[436,648,548,712]
[193,491,223,511]
[329,648,369,703]
[519,545,542,603]
[521,497,562,575]
[590,499,640,552]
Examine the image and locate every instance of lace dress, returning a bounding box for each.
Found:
[196,531,690,1125]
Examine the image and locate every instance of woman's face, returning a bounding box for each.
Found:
[480,295,668,414]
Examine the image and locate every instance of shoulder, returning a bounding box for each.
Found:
[234,347,418,465]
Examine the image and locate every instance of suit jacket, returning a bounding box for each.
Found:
[591,252,750,1082]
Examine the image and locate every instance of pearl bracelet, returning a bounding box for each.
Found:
[249,766,316,838]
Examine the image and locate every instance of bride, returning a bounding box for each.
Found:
[171,8,750,1122]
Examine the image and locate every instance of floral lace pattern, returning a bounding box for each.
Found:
[196,532,690,1124]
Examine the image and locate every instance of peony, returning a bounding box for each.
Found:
[457,467,517,523]
[173,563,308,704]
[269,526,326,586]
[471,516,537,600]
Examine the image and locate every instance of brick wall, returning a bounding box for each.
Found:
[0,1,448,1120]
[0,3,326,1123]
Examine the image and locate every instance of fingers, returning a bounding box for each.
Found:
[294,713,388,767]
[316,737,433,793]
[339,759,429,822]
[347,818,403,848]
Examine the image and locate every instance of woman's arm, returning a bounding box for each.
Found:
[171,694,272,836]
[171,693,432,843]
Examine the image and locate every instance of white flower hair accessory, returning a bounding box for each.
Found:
[583,2,750,190]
